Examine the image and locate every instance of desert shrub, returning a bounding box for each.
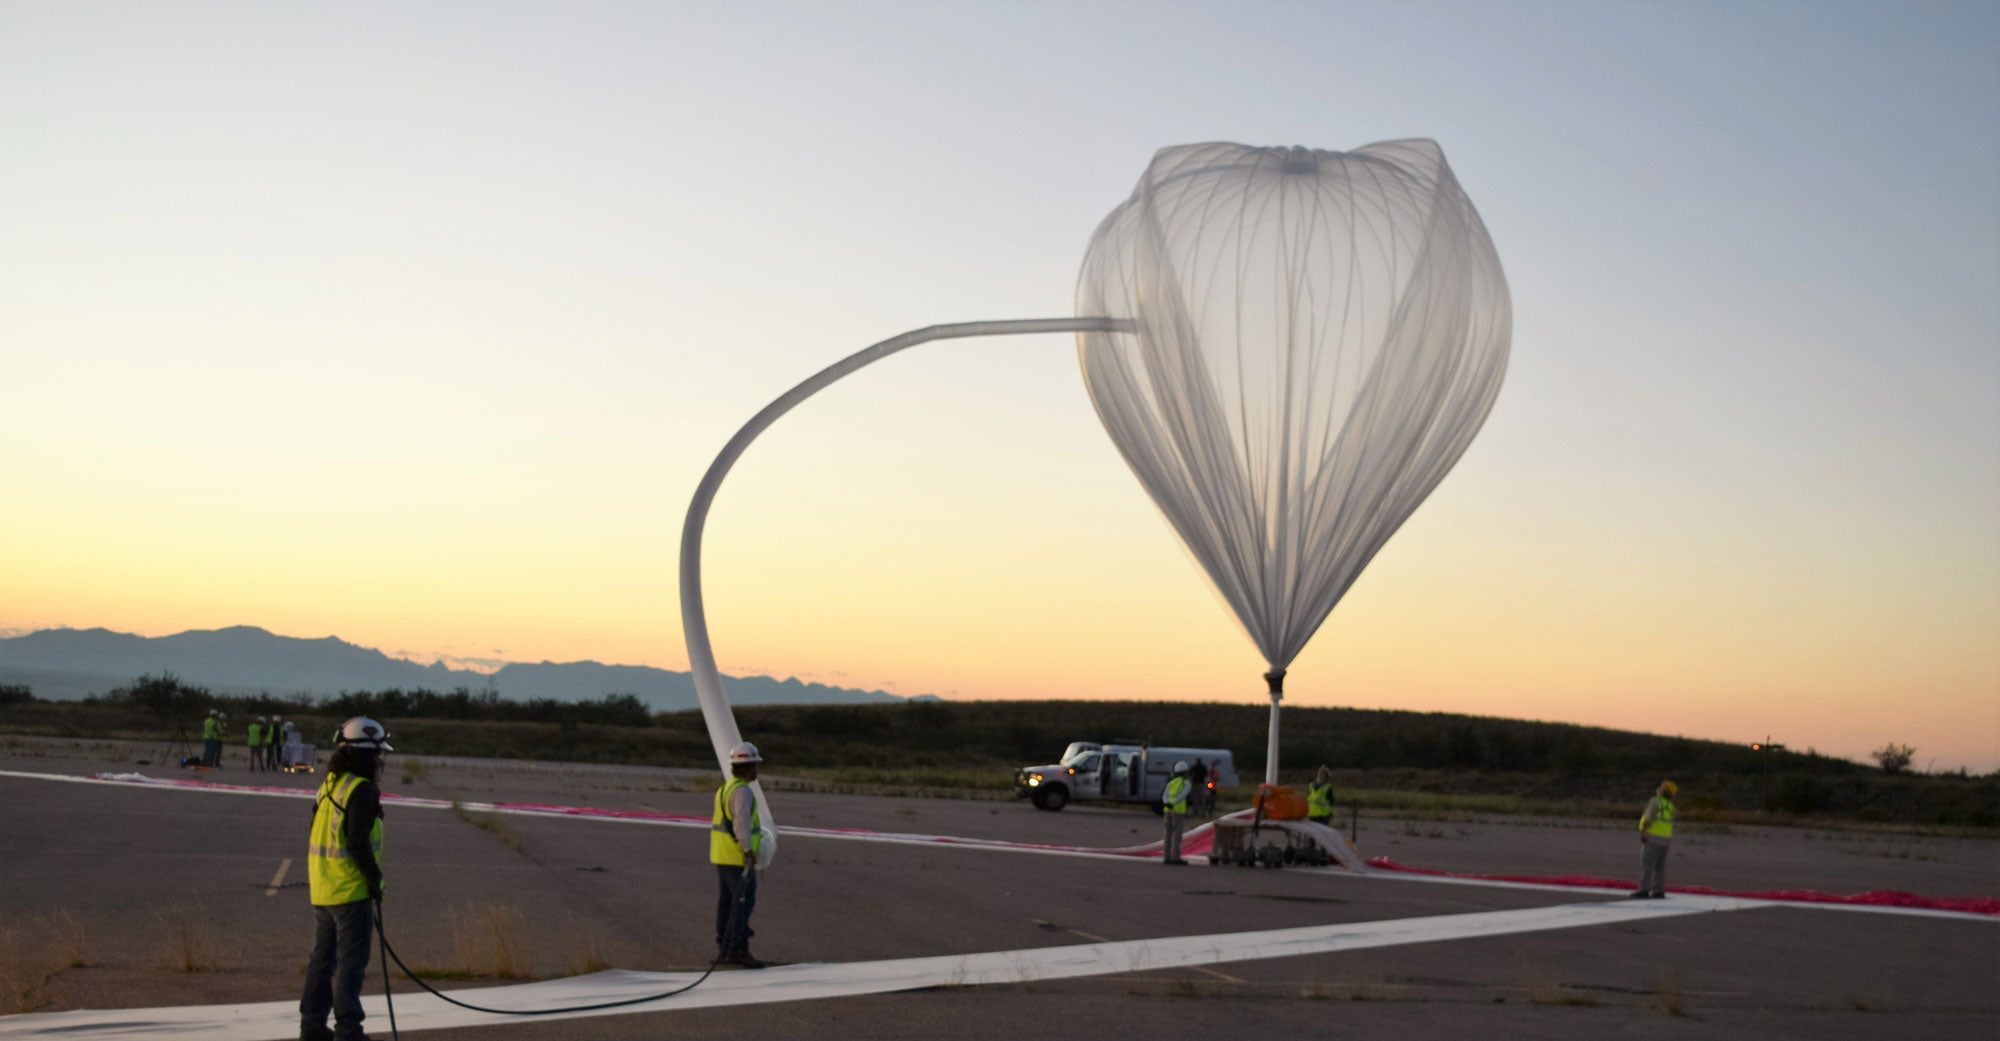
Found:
[1767,774,1834,815]
[104,673,209,717]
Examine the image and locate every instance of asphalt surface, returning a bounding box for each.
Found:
[2,736,1995,1039]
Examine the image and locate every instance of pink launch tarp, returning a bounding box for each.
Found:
[60,772,2000,916]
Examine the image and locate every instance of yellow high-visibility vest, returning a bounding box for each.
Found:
[247,723,262,746]
[202,718,218,740]
[309,773,383,905]
[1641,797,1675,839]
[710,777,762,866]
[1307,782,1333,819]
[1163,776,1190,815]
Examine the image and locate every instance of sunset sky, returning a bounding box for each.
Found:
[3,2,1995,771]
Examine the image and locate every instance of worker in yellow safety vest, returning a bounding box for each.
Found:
[1307,765,1335,824]
[712,742,768,968]
[1631,780,1676,899]
[247,717,264,772]
[200,710,221,767]
[301,717,392,1041]
[1162,761,1192,865]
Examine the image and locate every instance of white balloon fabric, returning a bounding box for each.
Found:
[1077,140,1510,680]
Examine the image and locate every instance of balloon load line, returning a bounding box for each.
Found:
[15,770,1993,918]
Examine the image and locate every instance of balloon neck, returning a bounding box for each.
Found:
[1263,668,1286,699]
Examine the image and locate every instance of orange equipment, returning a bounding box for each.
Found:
[1253,783,1308,821]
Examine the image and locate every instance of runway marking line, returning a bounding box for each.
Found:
[262,858,290,897]
[0,897,1749,1039]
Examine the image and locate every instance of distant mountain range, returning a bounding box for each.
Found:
[0,626,933,710]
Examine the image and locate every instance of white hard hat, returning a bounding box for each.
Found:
[257,715,267,723]
[336,716,393,752]
[208,709,218,717]
[1174,760,1190,774]
[728,742,763,764]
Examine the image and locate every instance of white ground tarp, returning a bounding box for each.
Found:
[0,898,1745,1040]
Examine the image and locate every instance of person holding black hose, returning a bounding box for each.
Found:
[300,717,391,1041]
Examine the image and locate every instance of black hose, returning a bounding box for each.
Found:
[366,882,754,1038]
[377,901,396,1038]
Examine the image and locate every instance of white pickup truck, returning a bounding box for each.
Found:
[1015,741,1237,811]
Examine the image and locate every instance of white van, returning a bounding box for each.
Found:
[1016,742,1237,811]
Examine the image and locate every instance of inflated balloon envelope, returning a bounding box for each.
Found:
[680,140,1511,848]
[1076,141,1511,782]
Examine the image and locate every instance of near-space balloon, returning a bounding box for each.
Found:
[1075,141,1511,780]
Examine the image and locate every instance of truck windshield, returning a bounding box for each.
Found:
[1061,746,1098,766]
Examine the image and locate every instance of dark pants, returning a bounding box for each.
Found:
[301,900,373,1039]
[202,738,221,767]
[715,865,757,955]
[1640,838,1670,896]
[1163,813,1186,863]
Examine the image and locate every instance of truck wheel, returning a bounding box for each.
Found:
[1034,786,1069,811]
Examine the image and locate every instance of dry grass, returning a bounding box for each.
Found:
[566,927,612,977]
[441,903,531,979]
[450,802,521,851]
[1652,968,1689,1016]
[1520,957,1600,1007]
[46,910,89,972]
[0,925,46,1013]
[1334,972,1407,1002]
[157,907,219,973]
[1526,984,1600,1007]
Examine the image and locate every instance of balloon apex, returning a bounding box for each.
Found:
[1279,147,1319,176]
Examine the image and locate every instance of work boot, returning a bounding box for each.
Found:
[299,1024,335,1041]
[1628,890,1647,898]
[727,948,767,969]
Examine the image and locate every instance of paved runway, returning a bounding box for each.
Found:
[2,740,1994,1039]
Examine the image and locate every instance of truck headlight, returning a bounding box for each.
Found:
[1028,774,1043,786]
